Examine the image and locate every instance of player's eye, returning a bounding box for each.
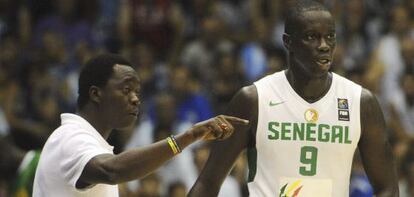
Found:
[123,87,131,94]
[326,33,336,40]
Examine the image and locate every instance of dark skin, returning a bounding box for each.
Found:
[189,10,398,197]
[75,64,249,188]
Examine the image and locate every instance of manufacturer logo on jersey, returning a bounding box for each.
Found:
[269,101,285,106]
[304,108,318,123]
[279,179,303,197]
[337,98,349,109]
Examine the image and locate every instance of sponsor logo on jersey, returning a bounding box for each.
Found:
[279,180,303,197]
[304,109,318,123]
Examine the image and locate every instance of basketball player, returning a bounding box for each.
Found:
[32,54,249,197]
[189,0,399,196]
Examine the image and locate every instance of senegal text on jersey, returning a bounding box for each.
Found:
[267,122,352,144]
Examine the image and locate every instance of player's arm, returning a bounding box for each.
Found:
[188,85,258,197]
[358,88,399,196]
[76,115,249,188]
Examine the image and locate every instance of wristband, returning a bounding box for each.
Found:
[169,135,182,153]
[167,136,181,155]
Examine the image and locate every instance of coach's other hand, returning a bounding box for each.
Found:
[188,115,249,141]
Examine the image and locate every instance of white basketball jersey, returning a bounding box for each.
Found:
[248,71,362,197]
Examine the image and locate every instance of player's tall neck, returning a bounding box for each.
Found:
[285,69,332,103]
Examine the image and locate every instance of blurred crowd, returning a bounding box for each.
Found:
[0,0,413,196]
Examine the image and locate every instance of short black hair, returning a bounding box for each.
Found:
[77,53,132,109]
[284,0,329,34]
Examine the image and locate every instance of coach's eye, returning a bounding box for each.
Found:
[306,34,316,41]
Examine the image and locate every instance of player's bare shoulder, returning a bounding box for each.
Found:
[228,85,258,119]
[226,85,258,142]
[238,85,258,102]
[360,88,380,116]
[360,88,386,134]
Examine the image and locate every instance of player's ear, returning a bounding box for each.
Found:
[89,86,102,103]
[283,33,292,50]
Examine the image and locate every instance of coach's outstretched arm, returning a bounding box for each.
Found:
[359,88,399,197]
[76,115,249,189]
[189,85,257,196]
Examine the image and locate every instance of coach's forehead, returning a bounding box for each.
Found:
[112,64,139,81]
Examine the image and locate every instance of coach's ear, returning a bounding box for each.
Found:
[283,33,292,51]
[89,86,102,103]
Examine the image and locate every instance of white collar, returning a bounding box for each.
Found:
[60,113,113,151]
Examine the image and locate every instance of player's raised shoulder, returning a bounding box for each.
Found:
[235,85,258,102]
[360,88,377,107]
[360,87,385,133]
[227,84,258,129]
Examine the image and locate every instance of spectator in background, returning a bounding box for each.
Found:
[125,66,215,194]
[0,0,31,45]
[350,151,374,197]
[0,35,57,150]
[0,35,21,138]
[125,42,169,101]
[125,93,178,150]
[124,93,199,195]
[211,52,246,113]
[169,66,213,127]
[239,19,270,82]
[400,140,414,196]
[181,16,235,89]
[179,0,214,40]
[167,181,186,197]
[32,0,97,57]
[0,136,40,197]
[10,61,61,149]
[117,0,184,62]
[30,0,100,104]
[135,174,162,197]
[340,0,370,72]
[193,143,242,197]
[229,151,249,197]
[381,36,414,143]
[211,0,249,42]
[266,47,287,75]
[376,5,413,113]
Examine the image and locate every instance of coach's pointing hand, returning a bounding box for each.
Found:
[189,115,249,141]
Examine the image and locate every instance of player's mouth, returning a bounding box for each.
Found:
[316,57,331,68]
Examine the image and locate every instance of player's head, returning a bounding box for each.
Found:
[283,0,336,77]
[77,54,141,128]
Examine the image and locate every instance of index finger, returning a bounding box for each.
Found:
[223,115,249,125]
